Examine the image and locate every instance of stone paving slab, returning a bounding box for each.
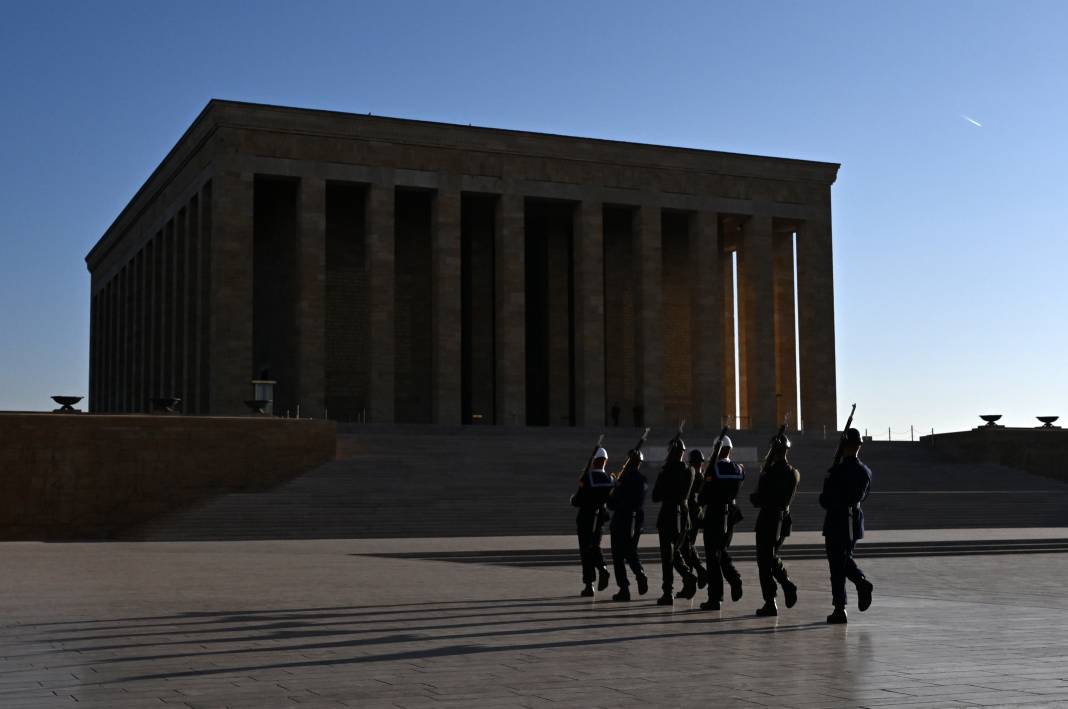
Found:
[2,537,1068,708]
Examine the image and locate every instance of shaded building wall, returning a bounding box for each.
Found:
[394,190,434,423]
[461,194,496,424]
[661,211,693,424]
[604,207,636,426]
[324,182,369,421]
[524,202,574,426]
[252,177,299,415]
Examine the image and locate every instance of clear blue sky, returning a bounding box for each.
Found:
[2,1,1065,435]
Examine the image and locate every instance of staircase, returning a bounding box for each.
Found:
[124,426,1068,540]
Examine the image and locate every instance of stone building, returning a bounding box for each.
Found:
[85,100,839,431]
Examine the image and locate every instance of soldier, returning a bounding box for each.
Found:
[607,449,649,601]
[750,432,800,616]
[820,427,875,624]
[570,447,613,597]
[698,435,745,610]
[652,437,698,605]
[677,449,709,594]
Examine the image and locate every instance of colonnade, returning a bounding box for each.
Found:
[89,172,837,433]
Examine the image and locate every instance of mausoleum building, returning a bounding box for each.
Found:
[85,100,839,430]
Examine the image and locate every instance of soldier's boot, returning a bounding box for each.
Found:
[636,573,649,596]
[755,600,778,617]
[699,598,721,611]
[696,567,708,590]
[857,578,873,612]
[656,591,674,606]
[597,566,611,592]
[675,576,697,600]
[782,579,798,609]
[611,588,631,602]
[827,606,848,624]
[580,583,594,598]
[729,578,743,603]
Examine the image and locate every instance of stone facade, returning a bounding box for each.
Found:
[85,100,840,431]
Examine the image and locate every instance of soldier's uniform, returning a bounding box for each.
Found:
[607,450,649,601]
[820,428,874,623]
[652,439,697,605]
[751,434,800,616]
[677,449,708,593]
[571,449,613,596]
[699,437,745,610]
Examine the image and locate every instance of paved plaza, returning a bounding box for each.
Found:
[4,532,1068,708]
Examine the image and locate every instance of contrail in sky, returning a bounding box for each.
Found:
[961,115,983,127]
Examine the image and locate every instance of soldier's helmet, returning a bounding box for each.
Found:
[688,448,705,465]
[844,428,863,445]
[669,437,686,453]
[770,432,792,451]
[628,448,645,464]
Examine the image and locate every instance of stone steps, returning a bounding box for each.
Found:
[124,427,1068,541]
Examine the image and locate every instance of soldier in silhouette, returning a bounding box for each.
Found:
[677,449,709,595]
[698,434,745,610]
[820,427,874,624]
[571,447,613,597]
[652,437,698,605]
[750,432,800,616]
[607,448,649,601]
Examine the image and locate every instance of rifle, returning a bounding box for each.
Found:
[761,413,791,474]
[831,403,857,469]
[668,419,686,453]
[612,427,650,480]
[576,433,606,487]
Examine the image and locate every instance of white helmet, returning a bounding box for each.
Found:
[593,447,608,460]
[715,435,733,450]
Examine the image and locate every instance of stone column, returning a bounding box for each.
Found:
[147,237,157,401]
[690,210,723,430]
[494,192,525,425]
[736,214,777,430]
[208,169,255,415]
[573,199,606,427]
[119,266,129,411]
[366,179,395,423]
[634,204,664,427]
[773,229,799,429]
[432,184,462,424]
[295,176,327,419]
[197,183,213,413]
[175,212,187,406]
[164,220,175,398]
[132,250,142,412]
[184,196,200,414]
[123,263,133,411]
[796,212,838,433]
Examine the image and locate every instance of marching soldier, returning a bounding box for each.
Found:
[571,447,613,597]
[678,449,709,593]
[652,437,698,605]
[750,432,800,616]
[698,435,745,610]
[607,449,650,601]
[819,427,875,624]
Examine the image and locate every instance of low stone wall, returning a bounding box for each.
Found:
[922,427,1068,483]
[0,413,336,540]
